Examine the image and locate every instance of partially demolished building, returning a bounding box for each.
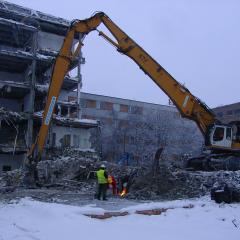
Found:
[0,1,99,172]
[0,1,204,173]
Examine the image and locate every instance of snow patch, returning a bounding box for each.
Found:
[0,197,239,240]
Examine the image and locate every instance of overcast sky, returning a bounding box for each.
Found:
[6,0,240,108]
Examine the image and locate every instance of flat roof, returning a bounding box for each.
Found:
[80,91,177,110]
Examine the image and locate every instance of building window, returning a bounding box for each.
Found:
[68,96,77,102]
[80,99,87,108]
[113,104,120,111]
[101,117,113,125]
[100,101,113,111]
[73,135,79,148]
[86,99,96,108]
[124,135,129,144]
[120,104,129,113]
[118,119,129,128]
[82,115,96,120]
[130,136,135,144]
[173,112,180,119]
[69,107,77,118]
[62,134,71,147]
[2,165,11,172]
[52,132,56,147]
[61,105,68,116]
[226,110,233,115]
[79,137,88,149]
[96,101,101,109]
[234,109,240,115]
[217,112,223,117]
[130,106,143,115]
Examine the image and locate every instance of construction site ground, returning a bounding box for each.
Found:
[1,157,240,240]
[1,155,240,204]
[0,188,146,211]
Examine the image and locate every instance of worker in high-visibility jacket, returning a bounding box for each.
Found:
[96,164,108,200]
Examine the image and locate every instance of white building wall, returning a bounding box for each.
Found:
[52,125,92,150]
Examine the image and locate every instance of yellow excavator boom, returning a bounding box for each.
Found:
[29,12,239,162]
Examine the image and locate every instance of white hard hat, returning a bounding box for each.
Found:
[100,164,106,168]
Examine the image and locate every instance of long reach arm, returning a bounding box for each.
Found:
[28,12,217,161]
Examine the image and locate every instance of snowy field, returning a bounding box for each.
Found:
[0,197,239,240]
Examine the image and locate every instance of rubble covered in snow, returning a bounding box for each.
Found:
[0,169,23,190]
[0,16,36,30]
[128,166,240,200]
[1,0,70,27]
[33,111,98,125]
[35,84,49,93]
[0,146,240,203]
[37,148,137,190]
[55,116,98,125]
[0,107,25,120]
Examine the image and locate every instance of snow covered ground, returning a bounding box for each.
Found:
[0,197,239,240]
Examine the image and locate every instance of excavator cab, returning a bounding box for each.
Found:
[208,124,233,150]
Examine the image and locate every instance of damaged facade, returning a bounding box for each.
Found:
[0,1,100,172]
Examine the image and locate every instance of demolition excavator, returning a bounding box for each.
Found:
[27,12,240,175]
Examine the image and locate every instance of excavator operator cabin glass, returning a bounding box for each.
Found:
[213,127,224,141]
[226,128,232,140]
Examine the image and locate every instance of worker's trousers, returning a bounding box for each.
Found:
[97,183,108,200]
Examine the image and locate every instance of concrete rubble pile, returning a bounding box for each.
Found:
[0,148,140,187]
[0,169,23,193]
[36,148,140,194]
[0,147,239,203]
[0,107,24,120]
[128,166,240,201]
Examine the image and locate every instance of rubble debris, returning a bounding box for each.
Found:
[84,211,129,219]
[33,111,99,127]
[0,169,23,187]
[0,186,16,194]
[136,208,169,216]
[37,156,137,186]
[182,204,194,209]
[83,205,196,219]
[35,84,49,93]
[0,107,24,120]
[211,183,240,203]
[232,219,240,229]
[128,166,240,200]
[1,147,240,204]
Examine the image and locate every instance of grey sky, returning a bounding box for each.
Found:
[6,0,240,108]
